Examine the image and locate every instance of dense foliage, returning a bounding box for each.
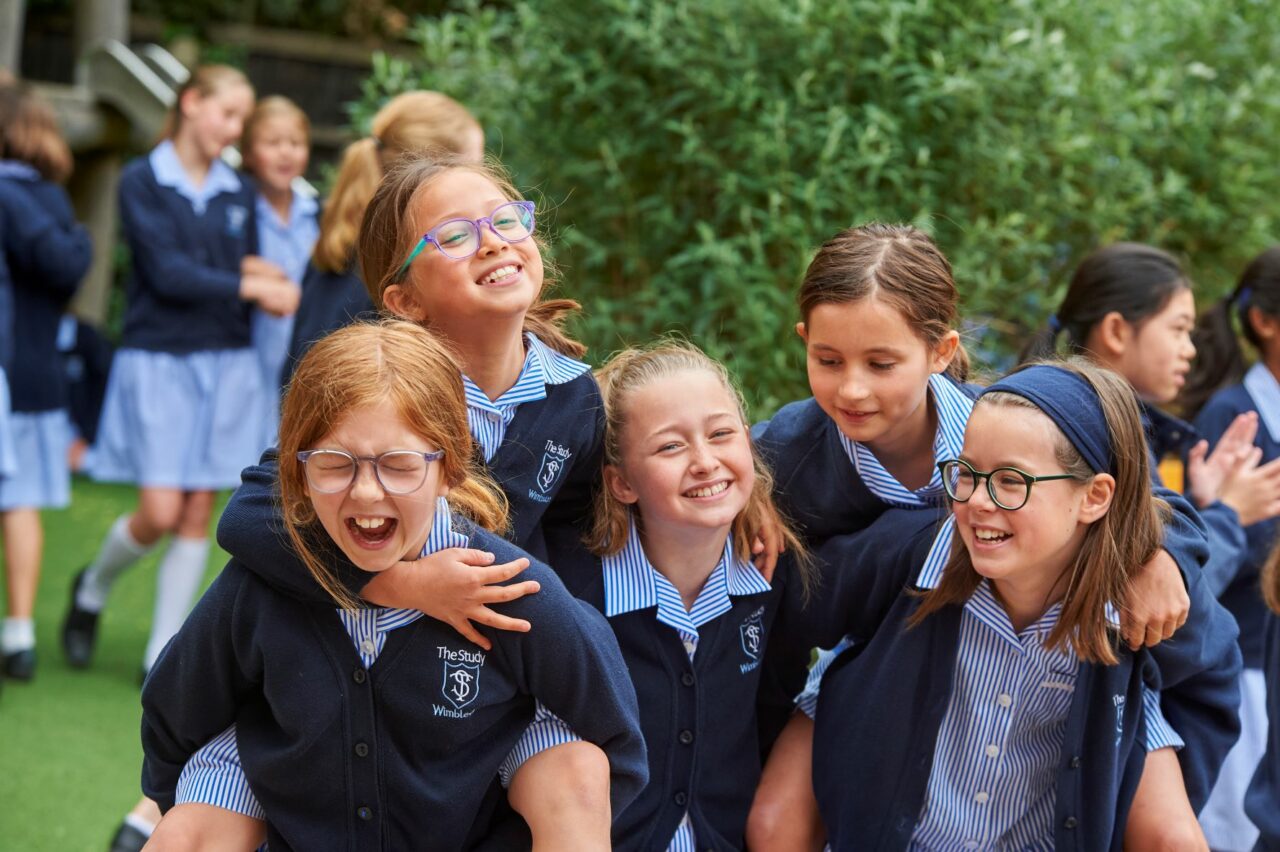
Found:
[358,0,1280,414]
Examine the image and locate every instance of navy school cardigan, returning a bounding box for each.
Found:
[116,156,258,353]
[0,201,14,373]
[141,525,647,851]
[808,508,1242,852]
[0,174,92,411]
[1246,611,1280,850]
[280,260,376,389]
[1193,385,1278,670]
[218,372,605,601]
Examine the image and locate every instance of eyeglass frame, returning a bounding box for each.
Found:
[936,458,1084,511]
[296,449,446,495]
[394,200,537,280]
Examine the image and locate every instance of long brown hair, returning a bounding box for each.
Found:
[313,91,481,274]
[357,154,585,358]
[909,359,1168,664]
[1,84,73,183]
[1262,539,1280,615]
[798,223,969,381]
[278,319,509,609]
[586,340,812,590]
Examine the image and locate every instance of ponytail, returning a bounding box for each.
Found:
[524,298,587,359]
[446,474,510,536]
[1019,320,1066,364]
[313,137,382,273]
[946,342,971,383]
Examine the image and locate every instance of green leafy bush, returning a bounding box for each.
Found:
[357,0,1280,415]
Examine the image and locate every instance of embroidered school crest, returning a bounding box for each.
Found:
[442,661,481,710]
[225,204,248,237]
[740,608,765,661]
[536,440,572,495]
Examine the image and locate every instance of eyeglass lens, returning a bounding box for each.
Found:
[304,451,430,494]
[434,202,534,259]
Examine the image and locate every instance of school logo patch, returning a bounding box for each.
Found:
[740,607,765,662]
[225,204,248,237]
[535,440,572,495]
[442,661,481,710]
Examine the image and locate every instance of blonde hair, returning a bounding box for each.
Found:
[241,95,310,170]
[278,318,509,609]
[162,64,253,141]
[1262,540,1280,615]
[586,340,811,590]
[1,85,73,183]
[910,358,1168,664]
[358,154,585,358]
[313,91,482,274]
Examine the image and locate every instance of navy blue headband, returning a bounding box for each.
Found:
[982,365,1113,474]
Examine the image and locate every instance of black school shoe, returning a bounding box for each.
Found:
[3,648,36,680]
[61,568,101,669]
[107,821,149,852]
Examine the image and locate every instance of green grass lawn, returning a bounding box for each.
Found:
[0,478,231,850]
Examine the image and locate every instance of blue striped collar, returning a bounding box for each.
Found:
[602,517,771,637]
[0,160,40,181]
[255,187,319,230]
[839,373,973,508]
[149,140,243,214]
[964,579,1062,649]
[462,332,591,414]
[1245,362,1280,444]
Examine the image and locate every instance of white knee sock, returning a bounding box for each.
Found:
[2,618,35,653]
[79,515,155,611]
[143,536,211,671]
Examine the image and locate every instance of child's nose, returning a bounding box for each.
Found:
[349,462,385,501]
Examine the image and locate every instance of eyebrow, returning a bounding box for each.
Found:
[809,342,906,357]
[644,411,740,439]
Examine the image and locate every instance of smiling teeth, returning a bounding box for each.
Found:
[479,265,519,285]
[686,482,729,498]
[354,518,389,530]
[974,528,1009,541]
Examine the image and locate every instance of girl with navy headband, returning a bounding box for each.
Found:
[0,83,91,682]
[809,360,1241,850]
[1026,242,1280,849]
[1179,246,1280,849]
[748,226,1210,850]
[64,66,302,681]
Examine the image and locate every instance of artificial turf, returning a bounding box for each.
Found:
[0,478,231,850]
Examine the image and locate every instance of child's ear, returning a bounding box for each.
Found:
[1247,306,1280,344]
[930,329,961,374]
[382,284,424,323]
[1077,472,1115,524]
[795,321,808,342]
[1091,311,1133,360]
[603,464,639,505]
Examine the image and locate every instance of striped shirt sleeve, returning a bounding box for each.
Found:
[1141,686,1185,752]
[174,725,265,820]
[497,702,584,788]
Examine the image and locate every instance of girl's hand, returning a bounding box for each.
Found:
[241,254,288,279]
[751,517,787,583]
[361,548,539,650]
[240,273,300,317]
[1185,412,1258,508]
[1121,549,1189,650]
[1218,451,1280,527]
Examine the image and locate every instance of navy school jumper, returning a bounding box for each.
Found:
[1193,385,1278,670]
[1246,611,1280,850]
[281,260,376,389]
[217,371,605,600]
[808,508,1242,852]
[116,155,258,353]
[0,173,92,412]
[749,394,1216,753]
[141,525,647,852]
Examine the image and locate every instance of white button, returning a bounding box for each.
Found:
[361,639,376,656]
[985,745,1000,758]
[487,411,501,421]
[964,843,979,850]
[683,640,697,655]
[997,693,1013,708]
[974,791,990,804]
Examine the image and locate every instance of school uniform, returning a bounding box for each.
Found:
[0,162,91,510]
[1245,611,1280,850]
[218,333,606,603]
[281,259,375,387]
[548,519,823,851]
[808,509,1243,851]
[248,187,318,441]
[142,500,647,850]
[0,182,22,480]
[1194,367,1279,850]
[87,142,266,490]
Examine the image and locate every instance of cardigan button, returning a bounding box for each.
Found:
[1069,756,1081,769]
[679,730,695,745]
[353,668,367,684]
[674,791,688,807]
[355,742,369,758]
[1063,816,1078,830]
[681,672,695,687]
[357,806,373,821]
